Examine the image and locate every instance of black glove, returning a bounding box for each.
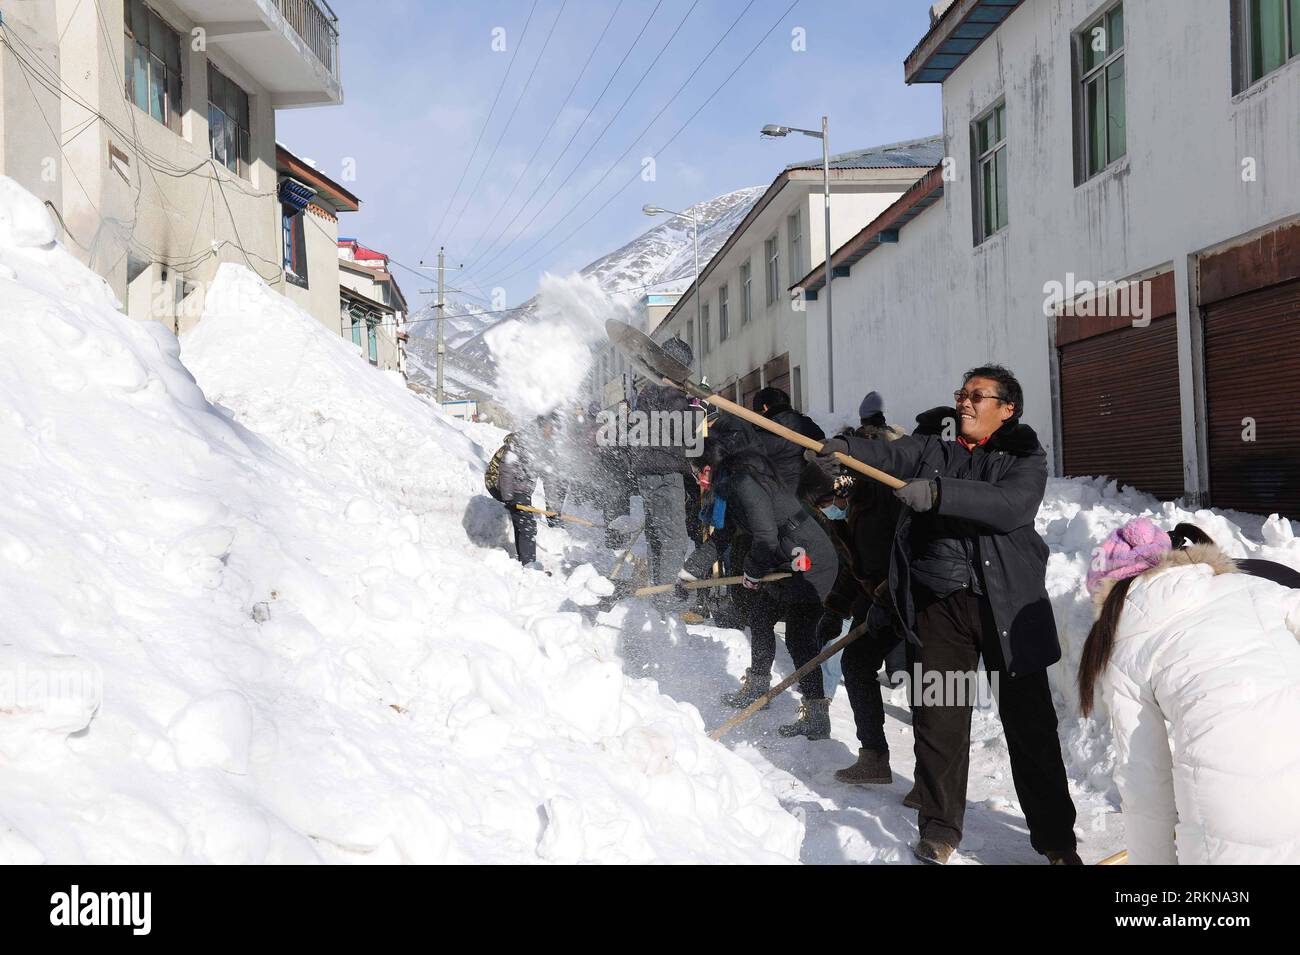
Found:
[893,479,937,512]
[815,436,850,459]
[672,582,690,600]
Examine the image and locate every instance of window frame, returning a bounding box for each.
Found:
[1072,2,1127,184]
[207,63,252,179]
[971,99,1009,243]
[1233,0,1300,92]
[718,283,729,342]
[765,235,780,306]
[740,260,752,325]
[367,318,379,365]
[123,0,182,134]
[282,207,309,288]
[787,210,803,279]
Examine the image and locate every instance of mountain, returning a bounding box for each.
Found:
[405,185,765,398]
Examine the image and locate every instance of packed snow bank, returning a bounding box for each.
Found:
[0,178,800,863]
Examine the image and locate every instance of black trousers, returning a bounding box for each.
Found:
[506,498,537,565]
[749,582,825,699]
[827,605,903,754]
[910,586,1077,854]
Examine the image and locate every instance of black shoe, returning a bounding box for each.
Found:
[902,783,922,810]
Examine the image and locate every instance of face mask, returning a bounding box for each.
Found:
[820,504,847,521]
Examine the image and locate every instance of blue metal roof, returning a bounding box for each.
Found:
[905,0,1023,84]
[785,135,946,172]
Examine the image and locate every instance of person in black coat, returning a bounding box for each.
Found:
[1169,522,1300,588]
[815,365,1079,865]
[684,415,839,737]
[485,417,563,567]
[751,386,825,491]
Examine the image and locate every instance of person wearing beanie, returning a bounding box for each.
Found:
[751,386,825,491]
[858,390,886,428]
[630,337,704,610]
[1079,517,1300,864]
[812,365,1078,865]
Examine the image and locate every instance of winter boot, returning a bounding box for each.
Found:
[721,668,771,708]
[913,837,955,865]
[777,698,832,739]
[902,782,922,810]
[834,748,893,785]
[1045,849,1083,866]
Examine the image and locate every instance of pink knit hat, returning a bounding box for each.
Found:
[1086,517,1172,595]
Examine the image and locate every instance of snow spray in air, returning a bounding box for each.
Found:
[484,272,633,421]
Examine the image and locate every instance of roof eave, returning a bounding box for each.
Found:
[904,0,1023,85]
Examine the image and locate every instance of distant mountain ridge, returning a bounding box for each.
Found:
[405,185,764,397]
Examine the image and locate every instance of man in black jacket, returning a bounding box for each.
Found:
[817,365,1079,865]
[752,386,825,490]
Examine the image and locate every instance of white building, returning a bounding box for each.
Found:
[798,0,1300,518]
[337,238,406,374]
[277,142,358,331]
[589,291,681,408]
[651,137,945,412]
[0,0,342,332]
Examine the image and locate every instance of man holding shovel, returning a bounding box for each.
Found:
[812,365,1079,866]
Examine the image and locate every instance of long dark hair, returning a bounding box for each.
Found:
[1078,575,1136,717]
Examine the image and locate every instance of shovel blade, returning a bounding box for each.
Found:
[605,319,693,385]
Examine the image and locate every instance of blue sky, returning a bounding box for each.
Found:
[277,0,942,311]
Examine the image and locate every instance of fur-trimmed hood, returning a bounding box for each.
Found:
[1092,541,1240,612]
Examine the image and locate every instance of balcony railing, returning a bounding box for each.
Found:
[277,0,339,79]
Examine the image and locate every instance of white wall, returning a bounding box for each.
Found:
[806,0,1300,489]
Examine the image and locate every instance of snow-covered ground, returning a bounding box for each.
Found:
[4,176,1298,864]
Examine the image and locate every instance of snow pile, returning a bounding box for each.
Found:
[0,178,799,863]
[484,272,633,420]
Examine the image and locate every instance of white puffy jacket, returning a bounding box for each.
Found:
[1096,544,1300,865]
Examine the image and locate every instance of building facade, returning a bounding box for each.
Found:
[651,138,945,412]
[0,0,342,332]
[277,142,357,333]
[798,0,1300,518]
[337,238,406,374]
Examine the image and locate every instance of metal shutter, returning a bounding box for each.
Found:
[1203,278,1300,518]
[1058,313,1184,498]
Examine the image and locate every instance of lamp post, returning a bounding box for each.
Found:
[761,116,834,413]
[643,203,701,375]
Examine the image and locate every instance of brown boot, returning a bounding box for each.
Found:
[834,748,893,785]
[913,837,955,865]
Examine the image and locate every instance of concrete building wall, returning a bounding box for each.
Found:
[805,0,1300,493]
[284,206,342,335]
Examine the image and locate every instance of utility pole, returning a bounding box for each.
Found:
[436,246,445,404]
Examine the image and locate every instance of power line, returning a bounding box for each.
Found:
[473,0,759,288]
[466,0,697,283]
[440,0,569,248]
[417,0,540,264]
[486,0,804,288]
[460,0,664,277]
[459,0,625,265]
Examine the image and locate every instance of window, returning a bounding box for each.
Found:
[788,211,803,278]
[123,0,181,133]
[765,235,779,305]
[350,310,363,348]
[718,284,729,342]
[1074,3,1126,182]
[972,101,1009,242]
[367,320,378,364]
[1235,0,1300,90]
[740,260,752,325]
[701,303,711,356]
[282,209,309,288]
[208,64,251,178]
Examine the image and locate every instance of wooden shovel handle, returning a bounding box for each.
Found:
[634,572,791,597]
[699,391,906,490]
[513,504,600,528]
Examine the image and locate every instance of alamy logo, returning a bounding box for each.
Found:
[595,406,706,458]
[1042,272,1153,327]
[49,885,151,936]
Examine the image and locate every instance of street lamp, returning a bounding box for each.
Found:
[643,203,701,376]
[762,116,834,413]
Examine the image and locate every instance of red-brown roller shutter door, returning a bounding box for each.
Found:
[1058,314,1185,498]
[1202,278,1300,518]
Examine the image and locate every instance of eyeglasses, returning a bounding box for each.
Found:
[953,390,1005,406]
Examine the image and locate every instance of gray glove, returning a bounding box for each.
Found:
[814,436,850,459]
[893,478,937,512]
